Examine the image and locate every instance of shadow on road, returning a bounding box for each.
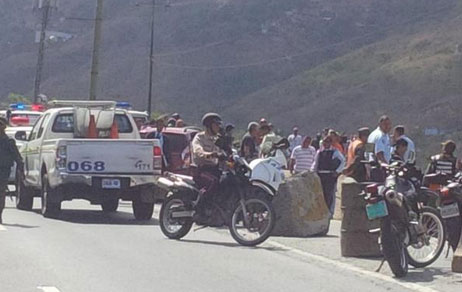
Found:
[272,234,339,239]
[32,209,159,226]
[402,267,455,283]
[180,238,287,251]
[2,223,39,229]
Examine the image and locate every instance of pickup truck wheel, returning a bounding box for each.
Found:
[41,175,61,218]
[101,199,119,213]
[132,200,154,220]
[15,174,34,211]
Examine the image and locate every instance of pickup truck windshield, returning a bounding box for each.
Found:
[52,113,133,133]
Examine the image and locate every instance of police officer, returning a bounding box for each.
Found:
[425,140,459,177]
[311,135,346,217]
[191,113,226,200]
[0,117,24,224]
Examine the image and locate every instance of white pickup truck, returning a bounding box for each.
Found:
[15,101,162,220]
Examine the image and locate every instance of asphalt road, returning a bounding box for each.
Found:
[1,198,461,292]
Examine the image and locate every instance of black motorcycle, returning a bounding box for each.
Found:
[362,163,446,277]
[424,172,462,252]
[157,154,277,246]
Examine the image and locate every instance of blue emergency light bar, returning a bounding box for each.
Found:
[10,103,26,110]
[116,102,132,109]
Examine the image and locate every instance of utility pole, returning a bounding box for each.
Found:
[33,0,54,103]
[89,0,104,100]
[147,0,155,117]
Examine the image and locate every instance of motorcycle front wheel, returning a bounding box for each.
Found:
[406,207,446,268]
[159,194,193,240]
[381,217,409,278]
[229,193,275,246]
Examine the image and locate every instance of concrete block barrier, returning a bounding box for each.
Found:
[340,177,381,257]
[333,175,345,220]
[271,171,330,237]
[452,228,462,273]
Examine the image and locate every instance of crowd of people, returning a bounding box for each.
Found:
[233,115,461,217]
[139,112,461,215]
[115,111,462,220]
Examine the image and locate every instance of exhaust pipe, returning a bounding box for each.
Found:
[171,210,195,218]
[385,190,404,207]
[157,177,174,190]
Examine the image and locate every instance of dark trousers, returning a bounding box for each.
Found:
[0,178,8,223]
[193,167,221,198]
[318,173,338,214]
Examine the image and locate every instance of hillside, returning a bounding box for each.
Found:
[224,1,462,135]
[0,0,456,127]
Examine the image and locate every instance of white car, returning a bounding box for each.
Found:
[0,111,43,185]
[15,101,162,220]
[128,110,149,130]
[0,110,43,127]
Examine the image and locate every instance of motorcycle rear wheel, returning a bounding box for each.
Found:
[159,195,193,240]
[381,217,409,278]
[406,207,446,268]
[229,192,275,246]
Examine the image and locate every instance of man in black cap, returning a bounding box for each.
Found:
[171,113,181,120]
[0,117,24,224]
[389,138,408,164]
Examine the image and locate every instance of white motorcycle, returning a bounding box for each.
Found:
[158,149,286,246]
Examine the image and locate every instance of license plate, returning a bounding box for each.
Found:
[102,179,121,189]
[440,203,460,219]
[366,200,389,220]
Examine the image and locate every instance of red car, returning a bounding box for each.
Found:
[142,127,200,175]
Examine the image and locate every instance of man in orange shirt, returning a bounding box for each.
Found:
[329,130,345,154]
[344,127,370,182]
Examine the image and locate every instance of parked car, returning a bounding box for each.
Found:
[15,100,162,220]
[143,126,200,175]
[128,110,149,130]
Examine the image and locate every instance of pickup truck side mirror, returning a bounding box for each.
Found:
[15,131,28,141]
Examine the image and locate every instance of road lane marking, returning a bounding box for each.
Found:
[0,225,7,231]
[37,286,61,292]
[267,240,440,292]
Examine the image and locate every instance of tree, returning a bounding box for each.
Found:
[7,93,32,105]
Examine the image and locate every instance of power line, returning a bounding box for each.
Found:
[152,4,456,70]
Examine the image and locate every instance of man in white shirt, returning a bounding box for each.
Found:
[392,125,416,164]
[290,136,316,174]
[288,126,303,153]
[367,115,392,164]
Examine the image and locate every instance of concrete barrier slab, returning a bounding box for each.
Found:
[272,171,330,237]
[452,229,462,273]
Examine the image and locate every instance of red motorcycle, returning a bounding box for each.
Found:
[425,172,462,251]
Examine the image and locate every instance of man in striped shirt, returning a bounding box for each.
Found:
[290,136,316,174]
